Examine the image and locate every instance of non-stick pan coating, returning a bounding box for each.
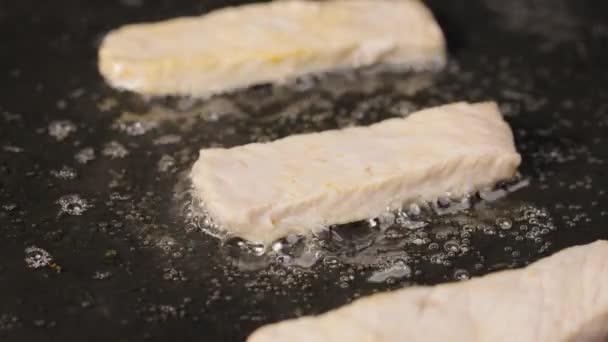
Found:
[1,0,607,341]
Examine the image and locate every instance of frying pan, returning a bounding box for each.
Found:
[1,0,608,341]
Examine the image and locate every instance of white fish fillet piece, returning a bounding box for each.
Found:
[248,240,608,342]
[190,102,521,243]
[98,0,446,97]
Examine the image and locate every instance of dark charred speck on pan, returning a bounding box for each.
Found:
[1,0,608,341]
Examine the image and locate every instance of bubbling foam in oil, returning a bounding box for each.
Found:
[181,175,550,281]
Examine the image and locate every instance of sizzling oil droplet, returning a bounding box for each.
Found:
[48,120,76,141]
[323,256,340,268]
[102,141,129,159]
[249,243,266,256]
[57,194,91,216]
[408,203,421,216]
[443,240,460,253]
[24,246,53,269]
[367,260,411,283]
[497,217,513,230]
[75,147,95,164]
[453,269,470,281]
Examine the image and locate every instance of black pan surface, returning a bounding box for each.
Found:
[1,0,608,341]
